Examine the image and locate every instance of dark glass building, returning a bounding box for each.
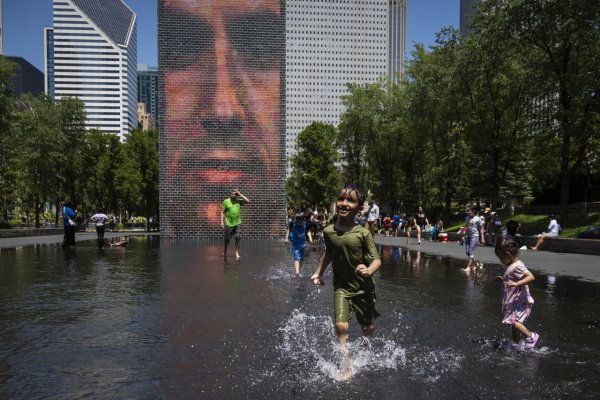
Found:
[6,56,44,96]
[137,64,159,127]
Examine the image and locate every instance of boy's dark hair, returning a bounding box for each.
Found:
[495,237,520,258]
[506,220,519,236]
[341,184,366,207]
[469,206,478,214]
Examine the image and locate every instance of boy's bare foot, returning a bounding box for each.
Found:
[338,357,355,382]
[235,253,241,260]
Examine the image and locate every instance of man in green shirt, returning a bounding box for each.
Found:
[221,189,250,260]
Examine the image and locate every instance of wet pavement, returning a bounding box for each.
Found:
[0,237,599,399]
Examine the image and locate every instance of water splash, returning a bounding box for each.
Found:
[251,310,463,386]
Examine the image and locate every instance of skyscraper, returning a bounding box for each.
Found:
[0,0,4,55]
[285,0,394,164]
[137,64,159,127]
[0,0,4,54]
[389,0,407,83]
[460,0,478,36]
[44,27,55,98]
[49,0,137,139]
[7,57,44,96]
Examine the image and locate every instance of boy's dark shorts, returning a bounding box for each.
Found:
[224,225,241,240]
[334,287,380,326]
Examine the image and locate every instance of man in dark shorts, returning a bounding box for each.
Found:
[221,189,250,260]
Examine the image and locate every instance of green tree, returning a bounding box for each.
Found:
[0,56,18,222]
[455,24,533,207]
[477,0,600,225]
[81,129,124,214]
[13,94,64,227]
[117,128,159,226]
[286,122,341,210]
[55,97,87,218]
[337,84,373,189]
[407,37,471,215]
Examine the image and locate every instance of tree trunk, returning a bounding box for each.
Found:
[35,198,41,228]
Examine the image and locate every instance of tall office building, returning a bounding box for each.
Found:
[460,0,478,36]
[388,0,407,83]
[7,56,44,96]
[285,0,394,164]
[44,27,55,97]
[0,0,4,55]
[50,0,137,139]
[137,64,159,127]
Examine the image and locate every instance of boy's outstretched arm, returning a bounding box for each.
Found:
[311,251,331,285]
[355,258,381,278]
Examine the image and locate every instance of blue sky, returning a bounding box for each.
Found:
[3,0,459,72]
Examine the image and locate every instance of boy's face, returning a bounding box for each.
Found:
[336,189,361,219]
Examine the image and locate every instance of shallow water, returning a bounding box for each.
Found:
[0,238,599,399]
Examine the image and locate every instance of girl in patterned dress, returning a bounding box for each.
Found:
[494,238,540,350]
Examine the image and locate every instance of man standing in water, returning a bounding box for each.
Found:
[311,184,381,381]
[221,189,250,260]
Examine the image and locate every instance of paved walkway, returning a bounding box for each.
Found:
[0,231,158,250]
[2,232,598,282]
[375,235,600,283]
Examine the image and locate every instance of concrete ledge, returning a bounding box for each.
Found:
[0,228,63,238]
[393,230,600,256]
[522,237,600,256]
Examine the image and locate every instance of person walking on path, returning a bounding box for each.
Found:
[462,206,485,273]
[531,215,560,251]
[221,189,250,260]
[412,206,429,245]
[61,201,76,248]
[90,211,109,249]
[494,238,540,351]
[366,201,379,235]
[285,212,313,276]
[311,184,381,381]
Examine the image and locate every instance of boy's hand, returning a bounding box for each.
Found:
[310,274,324,285]
[355,264,370,278]
[507,280,518,288]
[494,275,503,282]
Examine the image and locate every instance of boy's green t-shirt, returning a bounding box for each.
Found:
[323,224,380,292]
[222,198,242,227]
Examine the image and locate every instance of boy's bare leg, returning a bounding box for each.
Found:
[294,260,301,275]
[335,322,354,381]
[235,238,241,259]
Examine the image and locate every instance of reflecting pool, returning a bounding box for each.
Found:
[1,238,599,399]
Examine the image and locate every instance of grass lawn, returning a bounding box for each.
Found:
[444,212,600,239]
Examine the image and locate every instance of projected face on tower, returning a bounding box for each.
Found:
[160,0,284,236]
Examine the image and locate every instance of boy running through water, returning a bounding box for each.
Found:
[311,184,381,381]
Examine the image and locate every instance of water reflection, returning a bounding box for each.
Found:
[0,240,598,398]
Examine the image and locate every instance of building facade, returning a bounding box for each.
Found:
[137,102,155,131]
[137,64,159,127]
[388,0,407,83]
[285,0,398,165]
[0,0,4,55]
[49,0,137,139]
[7,56,44,96]
[460,0,478,36]
[44,27,55,98]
